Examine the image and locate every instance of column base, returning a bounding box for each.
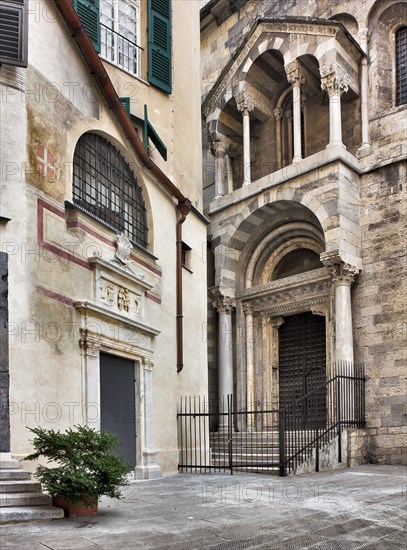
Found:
[327,142,347,151]
[357,143,371,158]
[292,155,302,163]
[214,194,224,200]
[242,180,251,186]
[135,449,162,480]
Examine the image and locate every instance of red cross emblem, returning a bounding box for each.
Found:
[36,146,56,180]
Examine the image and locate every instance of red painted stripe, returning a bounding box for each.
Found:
[66,220,115,247]
[37,286,74,306]
[146,292,161,304]
[38,199,162,277]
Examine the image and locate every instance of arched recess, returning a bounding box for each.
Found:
[72,131,153,251]
[221,199,327,293]
[329,13,359,38]
[367,1,407,113]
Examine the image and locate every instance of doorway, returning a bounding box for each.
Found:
[278,312,326,428]
[100,352,136,468]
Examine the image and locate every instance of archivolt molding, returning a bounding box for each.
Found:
[239,267,330,300]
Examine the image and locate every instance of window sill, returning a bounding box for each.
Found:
[64,201,158,262]
[100,56,150,87]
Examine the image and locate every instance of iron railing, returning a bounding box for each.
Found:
[282,361,365,475]
[177,362,365,477]
[100,24,143,76]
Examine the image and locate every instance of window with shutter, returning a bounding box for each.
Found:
[100,0,141,76]
[0,0,28,68]
[396,26,407,106]
[73,0,101,53]
[148,0,172,93]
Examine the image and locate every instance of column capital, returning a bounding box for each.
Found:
[269,316,285,329]
[320,62,350,96]
[320,250,359,284]
[242,301,254,315]
[79,328,100,357]
[285,60,306,87]
[211,289,235,314]
[273,107,283,121]
[143,357,155,371]
[235,90,255,114]
[208,131,228,159]
[284,109,293,122]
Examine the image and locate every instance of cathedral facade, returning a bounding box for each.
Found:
[201,0,406,465]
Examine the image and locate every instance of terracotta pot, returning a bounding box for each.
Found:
[53,496,98,518]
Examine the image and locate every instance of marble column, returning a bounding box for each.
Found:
[360,57,370,149]
[243,302,255,429]
[136,358,162,479]
[269,317,284,415]
[0,252,10,453]
[212,290,235,430]
[235,91,255,186]
[273,108,283,170]
[321,252,359,364]
[79,328,101,429]
[320,63,349,148]
[285,110,293,164]
[208,133,227,199]
[225,154,234,194]
[285,60,306,162]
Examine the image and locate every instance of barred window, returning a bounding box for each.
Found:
[73,133,148,249]
[396,26,407,106]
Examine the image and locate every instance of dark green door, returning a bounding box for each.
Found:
[278,312,326,428]
[100,353,136,468]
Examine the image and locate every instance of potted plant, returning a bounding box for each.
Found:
[25,424,129,517]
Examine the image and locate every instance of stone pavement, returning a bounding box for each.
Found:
[0,465,406,550]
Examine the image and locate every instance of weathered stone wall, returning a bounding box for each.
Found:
[347,429,370,467]
[353,161,407,465]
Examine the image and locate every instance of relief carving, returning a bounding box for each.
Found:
[117,287,130,312]
[115,233,132,265]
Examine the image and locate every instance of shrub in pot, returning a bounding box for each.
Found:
[25,425,129,517]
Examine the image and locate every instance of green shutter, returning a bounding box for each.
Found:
[148,0,172,94]
[119,97,131,117]
[73,0,100,53]
[0,0,28,68]
[144,105,167,161]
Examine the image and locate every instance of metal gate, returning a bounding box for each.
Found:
[178,362,365,477]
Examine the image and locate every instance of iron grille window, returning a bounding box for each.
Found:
[73,133,148,249]
[396,26,407,106]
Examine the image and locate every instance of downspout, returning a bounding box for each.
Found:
[53,0,191,372]
[176,202,191,373]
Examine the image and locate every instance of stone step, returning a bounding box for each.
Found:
[0,469,31,481]
[0,460,22,470]
[0,492,52,507]
[0,505,64,524]
[0,481,42,494]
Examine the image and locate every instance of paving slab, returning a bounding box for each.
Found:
[0,465,405,550]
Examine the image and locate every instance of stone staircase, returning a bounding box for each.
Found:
[210,431,281,474]
[0,455,64,523]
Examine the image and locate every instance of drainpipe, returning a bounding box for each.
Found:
[176,201,191,373]
[53,0,192,372]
